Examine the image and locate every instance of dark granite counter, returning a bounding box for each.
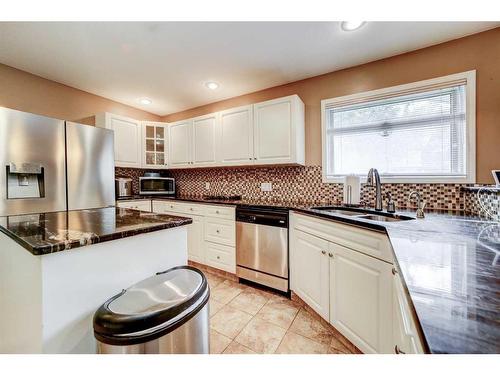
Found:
[0,206,192,256]
[134,195,500,353]
[461,185,500,193]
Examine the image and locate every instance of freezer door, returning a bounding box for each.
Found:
[0,107,66,216]
[66,122,115,210]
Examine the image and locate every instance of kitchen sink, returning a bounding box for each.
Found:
[356,214,413,222]
[310,206,369,216]
[310,206,415,222]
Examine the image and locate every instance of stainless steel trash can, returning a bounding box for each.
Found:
[93,265,210,354]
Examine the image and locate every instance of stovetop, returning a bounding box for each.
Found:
[202,195,242,201]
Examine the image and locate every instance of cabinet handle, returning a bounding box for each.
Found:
[216,256,220,260]
[249,158,252,160]
[190,208,194,211]
[321,250,326,255]
[216,229,220,234]
[392,268,398,275]
[254,157,257,160]
[328,253,333,258]
[394,345,406,354]
[216,210,220,214]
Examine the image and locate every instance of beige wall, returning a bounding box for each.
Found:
[0,64,160,124]
[163,27,500,183]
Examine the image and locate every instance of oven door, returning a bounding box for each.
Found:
[139,178,175,195]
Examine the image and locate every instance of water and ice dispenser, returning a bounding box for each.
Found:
[6,162,45,199]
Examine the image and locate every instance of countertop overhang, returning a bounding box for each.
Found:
[0,206,192,255]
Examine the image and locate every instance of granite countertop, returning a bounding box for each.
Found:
[461,186,500,193]
[132,195,500,353]
[0,206,192,256]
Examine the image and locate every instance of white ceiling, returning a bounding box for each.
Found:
[0,22,497,116]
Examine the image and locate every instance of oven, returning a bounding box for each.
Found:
[139,174,175,195]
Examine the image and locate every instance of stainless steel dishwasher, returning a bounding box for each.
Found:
[236,206,289,292]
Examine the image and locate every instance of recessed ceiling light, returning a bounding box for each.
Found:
[205,81,219,90]
[341,21,366,32]
[139,98,152,105]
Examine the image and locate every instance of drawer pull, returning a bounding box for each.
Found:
[328,253,333,258]
[321,250,326,255]
[216,229,220,234]
[216,256,220,260]
[190,208,194,211]
[216,210,220,214]
[392,268,398,275]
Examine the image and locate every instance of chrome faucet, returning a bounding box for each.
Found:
[409,191,426,218]
[367,168,383,211]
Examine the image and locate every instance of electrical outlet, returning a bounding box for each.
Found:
[205,182,210,190]
[260,182,272,192]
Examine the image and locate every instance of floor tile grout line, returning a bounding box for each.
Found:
[210,275,355,354]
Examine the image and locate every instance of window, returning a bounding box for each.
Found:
[321,71,476,183]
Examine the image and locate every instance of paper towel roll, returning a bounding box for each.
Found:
[343,175,361,205]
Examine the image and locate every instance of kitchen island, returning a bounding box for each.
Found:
[0,206,192,354]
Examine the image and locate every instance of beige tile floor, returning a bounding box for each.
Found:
[205,272,358,354]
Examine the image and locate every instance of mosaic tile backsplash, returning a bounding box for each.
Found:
[115,165,499,220]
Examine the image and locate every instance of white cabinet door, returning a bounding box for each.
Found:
[142,122,169,169]
[151,205,205,264]
[96,113,142,168]
[187,214,205,264]
[218,105,254,165]
[192,113,218,166]
[329,242,393,354]
[169,120,193,168]
[253,95,304,165]
[392,272,425,354]
[291,230,330,320]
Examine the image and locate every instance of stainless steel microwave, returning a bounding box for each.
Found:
[139,176,175,195]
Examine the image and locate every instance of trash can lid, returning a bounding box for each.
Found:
[93,265,209,345]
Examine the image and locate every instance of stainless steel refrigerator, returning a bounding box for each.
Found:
[0,107,115,216]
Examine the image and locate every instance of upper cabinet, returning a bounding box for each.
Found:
[96,112,142,168]
[192,113,218,167]
[99,94,305,170]
[141,122,169,169]
[253,95,305,165]
[218,105,254,166]
[169,119,193,168]
[168,94,305,169]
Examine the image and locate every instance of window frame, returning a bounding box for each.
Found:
[321,70,476,184]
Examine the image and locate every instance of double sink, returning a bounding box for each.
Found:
[310,206,415,222]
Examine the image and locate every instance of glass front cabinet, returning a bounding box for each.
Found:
[141,122,169,169]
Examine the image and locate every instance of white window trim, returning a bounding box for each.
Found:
[321,70,476,184]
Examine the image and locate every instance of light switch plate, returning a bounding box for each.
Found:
[260,182,272,192]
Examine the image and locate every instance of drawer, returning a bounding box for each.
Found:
[152,200,205,215]
[178,202,205,216]
[291,212,393,263]
[204,217,236,246]
[205,242,236,273]
[117,200,151,212]
[204,205,235,220]
[152,200,183,214]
